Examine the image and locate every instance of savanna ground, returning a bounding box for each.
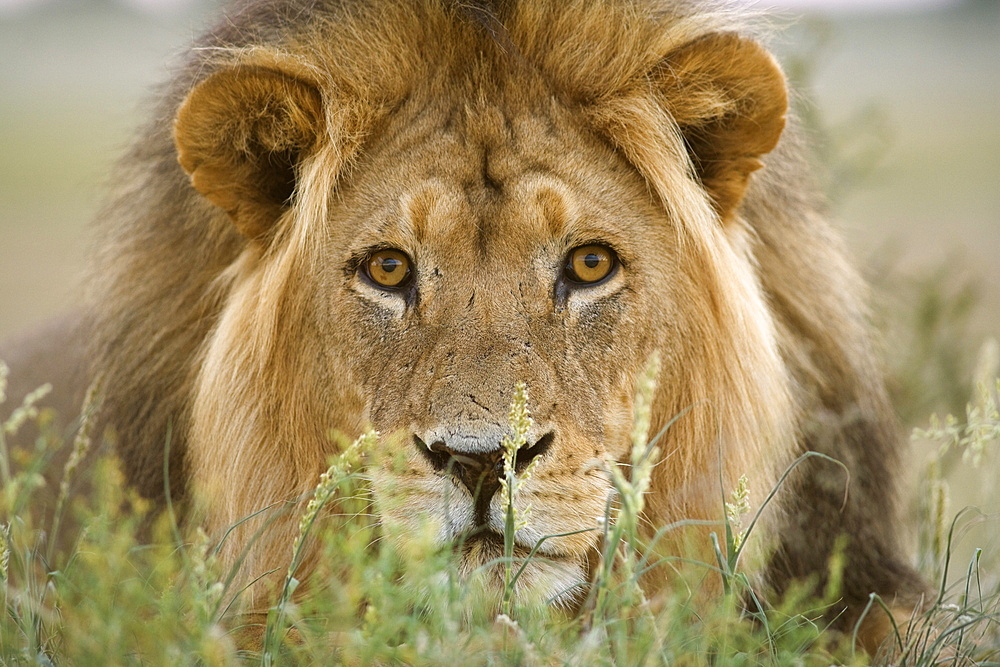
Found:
[1,1,998,664]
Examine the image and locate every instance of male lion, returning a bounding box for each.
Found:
[2,0,927,652]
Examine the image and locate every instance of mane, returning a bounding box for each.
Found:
[64,0,931,644]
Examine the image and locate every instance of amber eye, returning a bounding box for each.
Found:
[364,249,413,289]
[564,244,617,285]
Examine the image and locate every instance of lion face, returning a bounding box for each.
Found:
[312,99,681,607]
[174,4,795,613]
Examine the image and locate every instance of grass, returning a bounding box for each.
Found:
[1,339,998,665]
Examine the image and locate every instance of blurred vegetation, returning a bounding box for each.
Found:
[2,358,998,664]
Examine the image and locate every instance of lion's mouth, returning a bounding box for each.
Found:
[456,526,526,559]
[459,525,504,547]
[455,525,577,567]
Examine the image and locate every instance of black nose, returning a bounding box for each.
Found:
[414,432,554,501]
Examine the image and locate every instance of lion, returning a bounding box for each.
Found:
[1,0,928,653]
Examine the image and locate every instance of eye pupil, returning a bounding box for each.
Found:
[381,258,400,273]
[583,254,600,269]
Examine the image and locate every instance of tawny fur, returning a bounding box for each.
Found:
[1,0,927,651]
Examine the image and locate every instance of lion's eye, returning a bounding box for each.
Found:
[364,249,413,289]
[564,244,617,285]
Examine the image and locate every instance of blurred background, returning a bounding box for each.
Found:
[1,0,998,580]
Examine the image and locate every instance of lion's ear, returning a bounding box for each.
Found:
[174,66,324,239]
[655,33,788,222]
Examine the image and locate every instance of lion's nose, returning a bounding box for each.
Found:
[414,432,553,500]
